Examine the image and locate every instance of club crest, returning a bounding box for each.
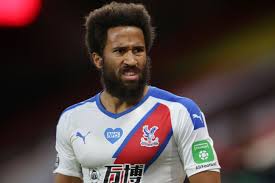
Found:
[140,125,159,147]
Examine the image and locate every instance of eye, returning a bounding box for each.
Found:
[113,47,127,55]
[133,47,145,54]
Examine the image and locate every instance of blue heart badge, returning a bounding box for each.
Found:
[104,128,123,144]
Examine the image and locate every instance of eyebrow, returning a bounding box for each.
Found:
[112,46,127,51]
[112,45,145,49]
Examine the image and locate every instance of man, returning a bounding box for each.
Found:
[54,2,221,183]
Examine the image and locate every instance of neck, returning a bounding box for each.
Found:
[100,85,149,114]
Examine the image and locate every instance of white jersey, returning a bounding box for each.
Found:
[54,86,220,183]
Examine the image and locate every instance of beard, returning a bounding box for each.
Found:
[101,57,151,102]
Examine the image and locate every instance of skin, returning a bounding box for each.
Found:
[189,171,221,183]
[54,173,82,183]
[93,26,149,114]
[54,26,221,183]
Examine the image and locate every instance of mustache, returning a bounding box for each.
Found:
[119,65,141,74]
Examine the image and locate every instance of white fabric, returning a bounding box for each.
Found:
[54,86,220,182]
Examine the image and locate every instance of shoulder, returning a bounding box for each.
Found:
[149,86,201,112]
[149,86,205,130]
[61,95,97,115]
[57,95,97,127]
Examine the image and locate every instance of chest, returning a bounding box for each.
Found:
[70,103,175,169]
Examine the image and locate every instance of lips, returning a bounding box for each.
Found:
[120,67,140,81]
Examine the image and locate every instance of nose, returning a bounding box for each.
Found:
[123,51,137,66]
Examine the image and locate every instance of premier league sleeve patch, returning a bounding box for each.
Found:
[192,140,214,164]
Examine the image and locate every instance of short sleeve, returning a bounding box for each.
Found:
[53,111,83,178]
[174,99,221,177]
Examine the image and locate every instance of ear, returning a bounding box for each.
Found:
[91,52,103,69]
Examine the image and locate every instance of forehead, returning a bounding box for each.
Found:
[105,26,145,47]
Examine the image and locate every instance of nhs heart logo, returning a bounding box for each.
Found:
[104,128,123,144]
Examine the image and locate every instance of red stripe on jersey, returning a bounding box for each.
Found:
[114,103,172,165]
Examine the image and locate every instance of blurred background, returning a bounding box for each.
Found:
[1,0,275,182]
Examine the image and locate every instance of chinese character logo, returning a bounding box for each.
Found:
[104,164,144,183]
[140,125,159,147]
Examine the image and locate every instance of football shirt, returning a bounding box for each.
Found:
[54,86,220,183]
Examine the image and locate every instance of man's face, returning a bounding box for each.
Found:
[101,26,149,101]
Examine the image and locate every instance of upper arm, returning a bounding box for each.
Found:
[53,112,83,178]
[189,171,221,183]
[173,99,221,177]
[55,173,83,183]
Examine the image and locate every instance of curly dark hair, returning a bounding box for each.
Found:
[85,1,155,56]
